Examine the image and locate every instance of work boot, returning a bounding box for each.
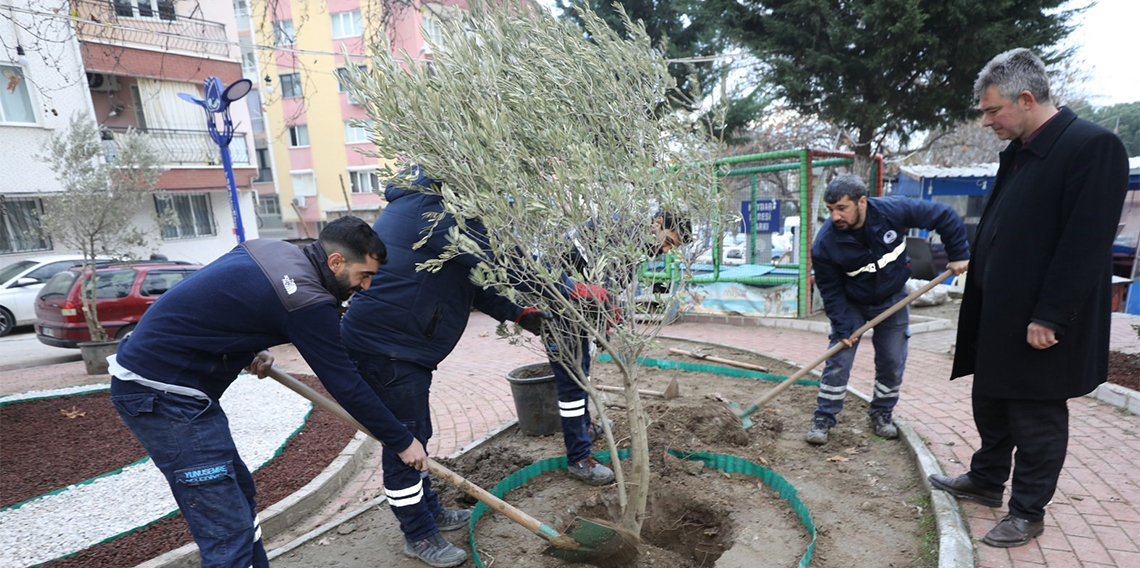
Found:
[568,456,615,485]
[402,532,467,568]
[587,419,614,442]
[982,515,1044,548]
[928,473,1003,507]
[434,508,472,532]
[870,412,898,439]
[805,416,831,445]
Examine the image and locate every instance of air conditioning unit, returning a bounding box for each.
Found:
[291,196,306,208]
[87,73,120,93]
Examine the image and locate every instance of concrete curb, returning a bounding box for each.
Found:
[265,419,522,560]
[659,334,974,568]
[1085,381,1140,414]
[135,431,379,568]
[677,313,952,335]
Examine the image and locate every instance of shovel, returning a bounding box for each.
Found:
[730,269,954,428]
[266,367,639,567]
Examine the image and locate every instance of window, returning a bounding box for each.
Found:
[93,269,137,299]
[335,65,367,103]
[140,269,193,296]
[155,193,216,239]
[349,170,380,193]
[344,120,371,144]
[291,173,316,197]
[0,65,36,124]
[25,261,81,284]
[278,72,302,98]
[240,46,258,76]
[255,148,273,181]
[233,0,250,30]
[330,10,363,39]
[421,10,446,52]
[288,124,309,147]
[0,197,50,254]
[256,195,280,216]
[272,19,295,46]
[113,0,175,21]
[129,84,148,130]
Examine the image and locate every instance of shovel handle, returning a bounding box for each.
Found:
[264,367,572,547]
[739,269,953,418]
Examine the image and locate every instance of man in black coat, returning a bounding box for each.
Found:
[928,48,1129,548]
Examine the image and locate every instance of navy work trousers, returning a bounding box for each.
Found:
[350,352,443,542]
[814,289,909,425]
[110,378,268,568]
[546,330,594,464]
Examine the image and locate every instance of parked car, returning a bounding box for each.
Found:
[34,262,202,348]
[0,255,117,337]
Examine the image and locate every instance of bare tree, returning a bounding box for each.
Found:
[38,114,162,342]
[343,0,721,533]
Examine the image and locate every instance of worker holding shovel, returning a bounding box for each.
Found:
[108,217,425,568]
[807,174,969,445]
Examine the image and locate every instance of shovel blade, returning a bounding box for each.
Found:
[541,517,638,567]
[727,401,753,429]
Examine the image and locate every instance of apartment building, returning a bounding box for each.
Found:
[1,0,261,266]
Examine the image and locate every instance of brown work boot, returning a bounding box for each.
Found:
[982,515,1044,548]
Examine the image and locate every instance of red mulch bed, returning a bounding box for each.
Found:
[0,375,355,568]
[1108,351,1140,391]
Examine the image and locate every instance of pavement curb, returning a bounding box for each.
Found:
[1085,381,1140,414]
[134,431,379,568]
[265,418,521,561]
[660,334,974,568]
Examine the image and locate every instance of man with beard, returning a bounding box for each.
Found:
[806,174,969,445]
[109,216,424,568]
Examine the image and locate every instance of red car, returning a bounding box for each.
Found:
[34,262,201,348]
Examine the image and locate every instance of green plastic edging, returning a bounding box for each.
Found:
[467,449,816,567]
[595,354,820,387]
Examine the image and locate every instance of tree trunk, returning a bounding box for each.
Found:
[620,365,650,534]
[850,126,876,181]
[81,249,109,343]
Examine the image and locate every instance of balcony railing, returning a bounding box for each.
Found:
[73,0,230,57]
[103,127,250,166]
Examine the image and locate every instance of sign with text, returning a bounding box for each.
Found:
[741,199,781,234]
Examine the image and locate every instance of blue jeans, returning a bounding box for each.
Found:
[350,353,443,542]
[813,290,910,425]
[111,378,268,568]
[546,330,593,464]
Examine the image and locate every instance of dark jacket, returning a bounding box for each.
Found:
[340,170,522,369]
[950,107,1129,399]
[812,196,970,339]
[114,239,414,451]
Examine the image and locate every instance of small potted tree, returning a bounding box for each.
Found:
[39,115,162,374]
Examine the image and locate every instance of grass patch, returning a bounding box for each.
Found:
[913,494,939,568]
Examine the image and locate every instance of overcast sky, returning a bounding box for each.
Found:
[1067,0,1138,106]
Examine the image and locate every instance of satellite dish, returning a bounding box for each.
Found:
[223,79,253,103]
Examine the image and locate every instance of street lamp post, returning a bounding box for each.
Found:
[180,76,253,243]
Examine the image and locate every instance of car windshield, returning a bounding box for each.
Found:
[40,270,80,298]
[0,260,38,284]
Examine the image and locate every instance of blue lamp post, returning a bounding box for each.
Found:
[179,76,253,243]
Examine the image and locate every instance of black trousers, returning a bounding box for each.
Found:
[967,392,1069,522]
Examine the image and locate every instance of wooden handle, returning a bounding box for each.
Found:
[668,348,769,372]
[743,270,953,414]
[265,367,568,545]
[596,384,666,398]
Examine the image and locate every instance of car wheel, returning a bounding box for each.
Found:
[0,307,14,337]
[115,324,136,341]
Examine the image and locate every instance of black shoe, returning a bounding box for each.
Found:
[928,473,1003,507]
[805,416,831,445]
[402,532,467,567]
[982,515,1044,548]
[869,412,898,439]
[434,508,471,532]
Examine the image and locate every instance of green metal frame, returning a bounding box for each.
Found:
[645,148,883,318]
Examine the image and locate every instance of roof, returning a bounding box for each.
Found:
[900,163,999,179]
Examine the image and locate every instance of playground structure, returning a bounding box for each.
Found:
[644,148,883,319]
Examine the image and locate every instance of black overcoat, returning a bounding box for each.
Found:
[950,107,1130,399]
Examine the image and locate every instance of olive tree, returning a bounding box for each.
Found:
[39,114,162,343]
[344,1,721,533]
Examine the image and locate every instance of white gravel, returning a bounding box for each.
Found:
[0,383,110,405]
[0,375,312,567]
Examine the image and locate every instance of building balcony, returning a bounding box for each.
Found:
[73,0,230,57]
[102,126,250,167]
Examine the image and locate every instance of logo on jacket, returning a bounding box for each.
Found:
[282,275,297,295]
[883,230,898,244]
